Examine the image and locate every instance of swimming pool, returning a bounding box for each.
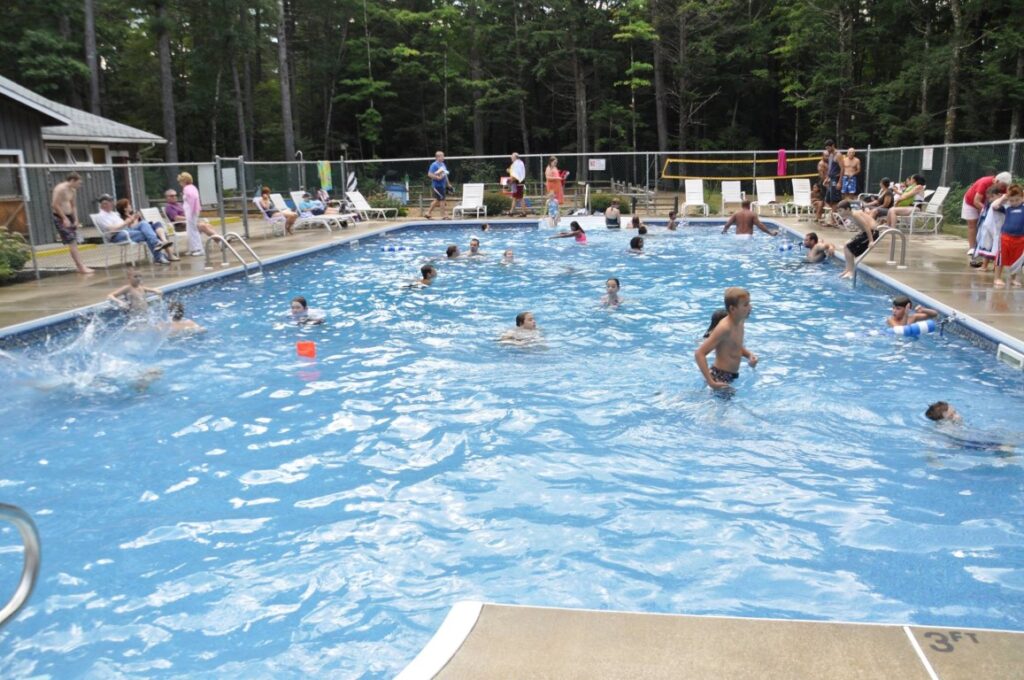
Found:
[0,222,1022,677]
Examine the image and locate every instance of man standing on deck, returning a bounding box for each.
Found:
[424,151,450,219]
[507,152,527,216]
[841,148,861,200]
[50,171,93,274]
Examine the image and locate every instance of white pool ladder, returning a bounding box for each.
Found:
[851,228,907,287]
[0,503,40,630]
[204,232,264,277]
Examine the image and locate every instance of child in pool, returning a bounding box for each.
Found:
[549,221,587,243]
[694,287,758,389]
[108,269,161,314]
[290,296,324,325]
[603,278,621,307]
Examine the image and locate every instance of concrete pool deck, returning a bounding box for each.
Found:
[1,215,1023,351]
[399,602,1024,679]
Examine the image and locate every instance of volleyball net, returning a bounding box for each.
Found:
[660,154,820,181]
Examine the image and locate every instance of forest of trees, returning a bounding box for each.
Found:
[3,0,1023,163]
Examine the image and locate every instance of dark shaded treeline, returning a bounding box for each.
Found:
[2,0,1022,162]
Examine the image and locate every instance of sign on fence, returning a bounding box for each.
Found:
[588,158,606,171]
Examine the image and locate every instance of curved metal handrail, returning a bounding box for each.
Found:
[204,233,263,276]
[852,227,907,287]
[0,503,41,630]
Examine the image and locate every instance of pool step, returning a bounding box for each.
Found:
[399,602,1024,679]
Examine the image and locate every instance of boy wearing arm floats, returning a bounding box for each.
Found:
[695,287,758,389]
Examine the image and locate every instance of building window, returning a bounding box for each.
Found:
[46,144,110,165]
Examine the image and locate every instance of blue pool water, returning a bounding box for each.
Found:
[1,223,1023,677]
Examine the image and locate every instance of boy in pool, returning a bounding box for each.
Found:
[500,311,540,343]
[629,236,644,252]
[666,210,679,231]
[887,294,938,327]
[108,269,161,314]
[165,301,205,334]
[417,264,437,286]
[925,401,962,423]
[290,296,324,325]
[446,244,461,259]
[501,249,515,264]
[694,287,758,389]
[467,238,484,256]
[603,278,621,307]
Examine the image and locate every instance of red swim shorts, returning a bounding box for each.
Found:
[999,233,1024,268]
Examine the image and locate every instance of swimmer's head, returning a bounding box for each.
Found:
[668,210,677,219]
[741,200,752,209]
[631,215,641,227]
[804,232,819,248]
[629,236,643,251]
[611,199,620,206]
[127,268,142,285]
[516,311,536,330]
[291,296,309,314]
[724,287,751,317]
[169,301,185,321]
[469,238,480,253]
[704,308,728,338]
[891,295,912,322]
[926,401,961,423]
[638,225,648,235]
[570,221,584,233]
[446,244,459,258]
[606,278,620,294]
[480,223,490,231]
[420,264,436,280]
[502,249,514,262]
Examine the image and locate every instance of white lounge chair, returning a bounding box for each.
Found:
[270,193,332,233]
[786,179,814,218]
[139,207,182,249]
[90,212,142,267]
[900,186,950,235]
[681,179,708,216]
[453,183,487,218]
[752,179,781,215]
[289,191,356,229]
[346,190,397,221]
[252,196,286,237]
[720,181,744,215]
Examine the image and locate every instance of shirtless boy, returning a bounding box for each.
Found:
[500,311,540,343]
[887,295,938,327]
[841,148,861,200]
[721,201,778,236]
[417,264,437,285]
[803,232,835,263]
[666,210,679,231]
[108,269,161,314]
[165,301,205,334]
[51,171,93,274]
[694,287,758,389]
[467,238,484,256]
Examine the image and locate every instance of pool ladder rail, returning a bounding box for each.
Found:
[851,227,907,287]
[0,503,41,630]
[204,232,264,277]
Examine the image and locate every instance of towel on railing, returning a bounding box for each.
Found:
[317,161,333,191]
[777,149,787,176]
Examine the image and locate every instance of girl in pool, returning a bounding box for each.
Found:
[289,296,324,325]
[548,221,587,243]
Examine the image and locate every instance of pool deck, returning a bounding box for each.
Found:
[1,215,1023,351]
[399,602,1024,679]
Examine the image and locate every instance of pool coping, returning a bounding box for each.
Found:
[2,218,1023,362]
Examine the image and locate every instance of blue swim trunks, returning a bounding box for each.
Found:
[841,175,857,194]
[432,181,446,200]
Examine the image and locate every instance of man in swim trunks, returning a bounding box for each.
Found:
[424,151,449,219]
[803,232,835,263]
[721,200,778,236]
[50,171,93,274]
[840,148,860,200]
[694,286,758,389]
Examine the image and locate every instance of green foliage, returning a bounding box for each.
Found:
[589,193,633,215]
[365,194,408,217]
[943,183,968,227]
[482,192,513,218]
[0,227,31,282]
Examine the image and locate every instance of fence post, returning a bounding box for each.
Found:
[898,149,904,183]
[237,156,249,239]
[1010,141,1017,177]
[339,155,347,202]
[215,155,227,237]
[939,144,949,187]
[19,163,40,280]
[865,144,871,191]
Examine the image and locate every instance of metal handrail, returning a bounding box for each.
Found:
[0,503,41,630]
[204,233,263,276]
[224,232,264,274]
[852,227,907,287]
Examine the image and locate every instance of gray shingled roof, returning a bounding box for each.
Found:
[0,75,165,145]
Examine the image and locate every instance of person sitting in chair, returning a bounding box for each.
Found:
[258,187,298,235]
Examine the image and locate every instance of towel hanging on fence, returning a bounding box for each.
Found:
[777,149,787,177]
[317,161,333,191]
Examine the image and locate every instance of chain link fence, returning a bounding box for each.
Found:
[866,140,1023,192]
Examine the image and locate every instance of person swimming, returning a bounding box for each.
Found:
[549,221,587,243]
[290,296,325,325]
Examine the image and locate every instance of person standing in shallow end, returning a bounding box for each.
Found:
[50,172,93,274]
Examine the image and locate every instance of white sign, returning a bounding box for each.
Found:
[588,158,606,171]
[922,148,934,171]
[221,167,238,191]
[197,164,217,207]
